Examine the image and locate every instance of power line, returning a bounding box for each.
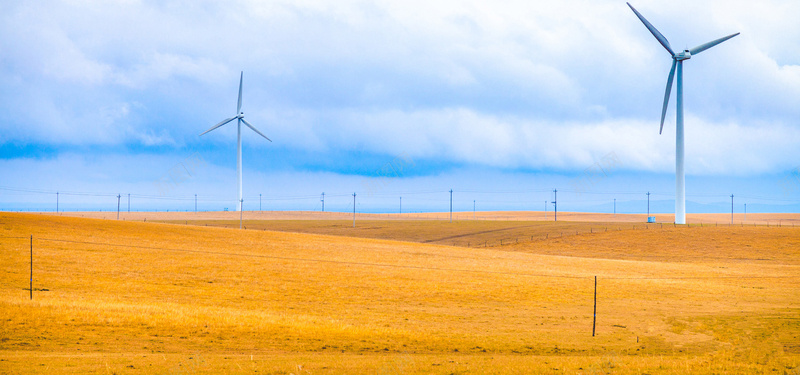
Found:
[3,184,798,213]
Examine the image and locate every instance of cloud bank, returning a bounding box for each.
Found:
[1,0,798,177]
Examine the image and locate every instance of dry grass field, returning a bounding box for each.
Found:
[1,211,799,374]
[61,210,800,226]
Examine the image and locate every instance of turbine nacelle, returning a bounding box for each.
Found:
[675,50,691,61]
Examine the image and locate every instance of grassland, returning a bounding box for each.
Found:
[156,219,654,249]
[61,209,800,225]
[1,212,799,374]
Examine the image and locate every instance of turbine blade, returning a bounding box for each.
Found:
[660,60,677,135]
[241,118,272,142]
[627,2,675,57]
[688,32,740,55]
[237,71,243,114]
[199,117,236,136]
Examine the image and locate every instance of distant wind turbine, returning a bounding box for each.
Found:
[200,71,272,212]
[627,3,738,225]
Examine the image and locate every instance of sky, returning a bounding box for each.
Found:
[1,0,799,214]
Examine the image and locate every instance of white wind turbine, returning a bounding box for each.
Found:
[627,3,738,225]
[200,71,272,212]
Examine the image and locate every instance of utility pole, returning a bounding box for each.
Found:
[744,203,747,222]
[449,189,453,223]
[613,198,616,217]
[321,192,325,212]
[353,193,356,228]
[399,196,402,214]
[194,194,197,213]
[259,193,262,211]
[473,200,476,220]
[240,199,244,229]
[731,194,734,225]
[544,200,547,220]
[116,194,121,220]
[56,192,59,213]
[552,189,558,222]
[127,193,130,213]
[647,192,651,217]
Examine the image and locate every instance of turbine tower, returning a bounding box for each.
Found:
[627,3,738,225]
[200,71,272,212]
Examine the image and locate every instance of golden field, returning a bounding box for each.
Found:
[60,209,800,226]
[1,211,799,374]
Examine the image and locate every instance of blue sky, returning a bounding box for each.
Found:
[1,0,799,214]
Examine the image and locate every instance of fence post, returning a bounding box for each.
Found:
[30,235,33,300]
[592,276,597,337]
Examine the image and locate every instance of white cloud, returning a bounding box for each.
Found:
[251,106,800,175]
[1,0,798,177]
[115,53,230,89]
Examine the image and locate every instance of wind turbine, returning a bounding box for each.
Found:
[627,3,738,225]
[200,71,272,212]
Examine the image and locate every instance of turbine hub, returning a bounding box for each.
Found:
[676,50,691,61]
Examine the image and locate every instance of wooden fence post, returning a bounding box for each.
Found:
[30,235,33,300]
[592,276,597,337]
